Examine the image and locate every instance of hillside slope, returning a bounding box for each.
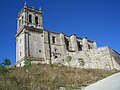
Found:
[0,64,118,90]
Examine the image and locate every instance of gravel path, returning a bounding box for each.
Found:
[84,73,120,90]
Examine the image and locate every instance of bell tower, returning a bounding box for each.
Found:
[16,3,44,67]
[17,2,43,31]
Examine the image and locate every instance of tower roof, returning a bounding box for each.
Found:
[24,1,27,6]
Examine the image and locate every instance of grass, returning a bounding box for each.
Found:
[0,64,118,90]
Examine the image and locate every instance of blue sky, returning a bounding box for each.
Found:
[0,0,120,65]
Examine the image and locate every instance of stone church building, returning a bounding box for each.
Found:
[16,3,120,70]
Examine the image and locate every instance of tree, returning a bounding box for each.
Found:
[0,64,8,75]
[2,58,11,67]
[0,58,11,75]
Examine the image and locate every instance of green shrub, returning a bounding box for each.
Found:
[0,58,11,75]
[0,64,8,75]
[2,58,11,67]
[24,60,31,68]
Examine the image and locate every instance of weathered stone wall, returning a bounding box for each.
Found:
[52,46,120,70]
[70,34,78,51]
[16,30,25,65]
[60,33,67,56]
[109,48,120,70]
[28,30,45,58]
[43,30,51,61]
[49,32,62,59]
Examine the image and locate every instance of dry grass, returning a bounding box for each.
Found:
[0,64,118,90]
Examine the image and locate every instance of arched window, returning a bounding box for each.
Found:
[29,14,32,23]
[35,16,38,24]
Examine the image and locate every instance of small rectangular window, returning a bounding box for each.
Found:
[22,16,24,24]
[39,50,41,52]
[35,16,38,24]
[52,36,55,44]
[55,56,57,58]
[20,51,22,57]
[19,19,21,27]
[29,14,32,23]
[20,39,21,44]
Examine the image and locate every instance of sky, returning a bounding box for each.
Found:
[0,0,120,65]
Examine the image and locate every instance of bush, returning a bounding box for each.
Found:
[24,60,31,68]
[0,58,11,75]
[0,64,8,75]
[2,58,11,67]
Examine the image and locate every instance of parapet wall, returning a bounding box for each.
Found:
[52,46,120,70]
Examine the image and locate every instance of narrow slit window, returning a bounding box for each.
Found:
[20,51,22,57]
[19,19,21,27]
[22,16,24,24]
[19,63,21,66]
[35,16,38,24]
[29,14,32,23]
[52,36,55,44]
[20,39,21,44]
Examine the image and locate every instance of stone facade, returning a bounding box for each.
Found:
[52,46,120,70]
[16,4,120,70]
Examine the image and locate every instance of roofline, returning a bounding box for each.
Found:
[44,29,95,43]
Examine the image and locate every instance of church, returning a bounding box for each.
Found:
[16,3,120,70]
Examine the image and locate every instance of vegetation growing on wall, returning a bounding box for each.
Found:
[67,56,72,66]
[78,58,85,67]
[67,56,72,62]
[24,59,31,68]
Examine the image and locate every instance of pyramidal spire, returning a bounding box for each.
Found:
[24,1,27,6]
[24,1,27,8]
[39,6,42,11]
